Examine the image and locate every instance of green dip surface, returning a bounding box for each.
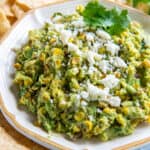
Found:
[13,3,150,141]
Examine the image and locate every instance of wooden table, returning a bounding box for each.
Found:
[0,112,47,150]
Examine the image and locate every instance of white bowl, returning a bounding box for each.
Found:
[0,0,150,149]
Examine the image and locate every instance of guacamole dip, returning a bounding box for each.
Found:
[14,2,150,141]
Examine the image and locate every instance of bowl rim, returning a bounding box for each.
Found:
[0,0,150,150]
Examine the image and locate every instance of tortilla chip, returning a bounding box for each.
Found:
[0,8,11,37]
[7,15,17,24]
[0,0,62,38]
[11,4,25,19]
[7,0,15,5]
[0,0,7,5]
[0,1,16,24]
[0,4,14,17]
[16,0,32,11]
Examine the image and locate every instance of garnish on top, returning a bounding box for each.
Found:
[82,0,130,35]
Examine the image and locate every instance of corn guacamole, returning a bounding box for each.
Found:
[14,4,150,141]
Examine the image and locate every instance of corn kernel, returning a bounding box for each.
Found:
[93,125,101,135]
[25,92,30,98]
[82,46,88,52]
[39,53,46,61]
[142,59,150,68]
[38,107,45,115]
[59,100,67,109]
[68,37,74,43]
[103,108,115,114]
[73,126,80,133]
[98,47,105,54]
[14,63,21,70]
[71,57,80,65]
[52,48,63,56]
[78,33,86,40]
[50,38,56,44]
[121,31,128,38]
[131,120,140,128]
[74,112,85,121]
[76,4,84,14]
[146,115,150,123]
[116,114,126,126]
[115,72,121,78]
[55,59,62,68]
[99,102,108,108]
[115,90,120,96]
[144,101,150,107]
[19,97,26,105]
[122,107,129,115]
[24,78,33,86]
[113,36,120,43]
[43,91,50,101]
[84,120,93,132]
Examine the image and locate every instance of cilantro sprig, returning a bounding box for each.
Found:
[82,1,130,35]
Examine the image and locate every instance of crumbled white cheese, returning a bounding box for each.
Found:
[96,29,111,40]
[78,28,84,33]
[99,60,111,73]
[97,108,102,113]
[82,65,88,70]
[68,43,82,56]
[88,115,94,121]
[50,99,53,103]
[111,57,127,68]
[81,100,88,106]
[76,94,81,100]
[105,41,120,55]
[80,91,89,99]
[60,29,72,45]
[52,15,62,23]
[88,66,97,74]
[59,100,67,105]
[108,96,121,107]
[72,30,78,37]
[92,42,103,52]
[86,32,95,41]
[86,51,103,65]
[86,51,96,65]
[72,18,85,28]
[71,67,79,74]
[87,83,109,101]
[54,24,64,32]
[101,74,119,89]
[74,94,80,108]
[87,83,121,107]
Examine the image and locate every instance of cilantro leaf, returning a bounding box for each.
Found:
[82,1,130,35]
